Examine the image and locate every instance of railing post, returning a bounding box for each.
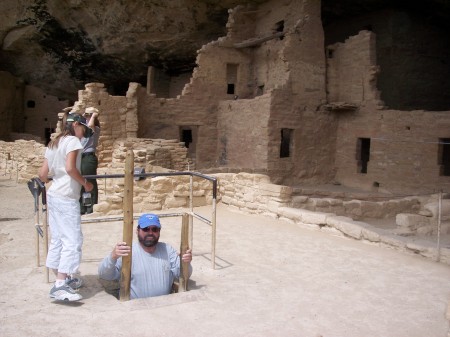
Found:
[189,175,193,249]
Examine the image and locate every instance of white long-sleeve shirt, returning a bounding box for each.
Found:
[98,242,192,299]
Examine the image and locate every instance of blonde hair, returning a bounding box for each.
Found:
[48,113,78,149]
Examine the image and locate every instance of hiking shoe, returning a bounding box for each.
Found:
[49,284,82,301]
[66,275,83,290]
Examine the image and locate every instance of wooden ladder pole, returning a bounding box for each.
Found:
[178,213,190,292]
[119,150,134,301]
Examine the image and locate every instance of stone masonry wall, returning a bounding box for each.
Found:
[217,94,271,169]
[335,108,450,194]
[94,138,190,213]
[217,172,450,265]
[1,144,449,266]
[0,140,45,182]
[136,36,255,169]
[106,138,189,172]
[326,28,450,194]
[69,83,129,168]
[263,1,335,186]
[326,30,382,105]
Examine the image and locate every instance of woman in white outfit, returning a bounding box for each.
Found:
[39,113,93,301]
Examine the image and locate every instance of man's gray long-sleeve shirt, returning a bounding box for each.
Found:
[98,242,192,299]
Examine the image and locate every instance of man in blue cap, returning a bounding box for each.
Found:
[98,213,192,299]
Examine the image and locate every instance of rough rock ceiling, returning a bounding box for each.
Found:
[1,0,450,101]
[0,0,268,100]
[322,0,450,27]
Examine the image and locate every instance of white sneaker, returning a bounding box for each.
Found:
[49,284,82,301]
[66,275,83,289]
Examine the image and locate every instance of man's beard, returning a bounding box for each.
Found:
[138,233,159,247]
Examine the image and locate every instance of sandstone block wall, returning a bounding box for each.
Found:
[334,109,450,194]
[136,88,218,169]
[324,9,450,111]
[93,137,190,213]
[292,194,420,220]
[68,82,130,168]
[217,172,450,265]
[217,94,271,168]
[1,140,449,266]
[95,173,214,215]
[327,30,382,105]
[325,28,450,194]
[0,140,45,182]
[107,138,189,172]
[268,88,337,186]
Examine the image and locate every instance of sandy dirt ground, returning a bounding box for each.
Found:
[1,176,450,337]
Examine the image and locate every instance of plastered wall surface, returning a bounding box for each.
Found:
[23,85,68,143]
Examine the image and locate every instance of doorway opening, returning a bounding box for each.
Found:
[439,138,450,176]
[280,128,293,158]
[357,138,370,173]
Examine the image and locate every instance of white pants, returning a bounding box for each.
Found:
[46,194,83,274]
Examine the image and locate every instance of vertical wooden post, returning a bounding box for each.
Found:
[211,196,216,270]
[120,150,134,301]
[178,213,190,292]
[41,185,49,283]
[34,180,40,267]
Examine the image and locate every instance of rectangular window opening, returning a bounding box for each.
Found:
[280,128,293,158]
[357,138,371,174]
[257,84,265,96]
[226,63,238,95]
[227,84,235,95]
[180,128,193,148]
[327,49,334,58]
[439,138,450,176]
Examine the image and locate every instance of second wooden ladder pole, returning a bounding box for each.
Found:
[119,150,134,301]
[178,213,190,292]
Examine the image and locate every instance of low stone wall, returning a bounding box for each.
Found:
[1,139,447,266]
[108,138,190,172]
[0,140,45,182]
[215,172,450,265]
[276,207,450,265]
[292,195,420,220]
[95,171,214,214]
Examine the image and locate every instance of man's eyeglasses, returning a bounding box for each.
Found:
[138,226,160,233]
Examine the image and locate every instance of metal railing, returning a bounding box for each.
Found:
[29,169,218,290]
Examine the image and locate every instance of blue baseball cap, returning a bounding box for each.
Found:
[138,213,161,228]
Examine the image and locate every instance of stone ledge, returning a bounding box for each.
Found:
[275,206,449,266]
